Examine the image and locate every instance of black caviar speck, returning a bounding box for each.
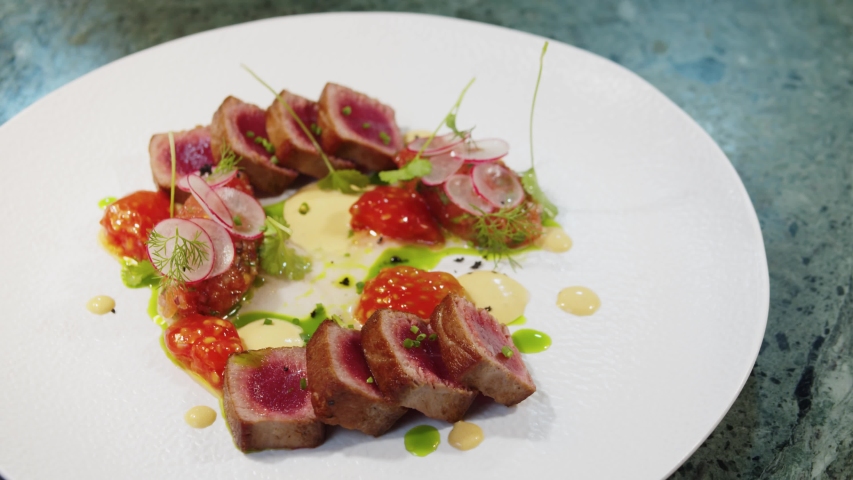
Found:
[484,306,492,311]
[340,277,351,286]
[111,309,116,314]
[454,257,464,263]
[378,236,384,244]
[471,261,482,270]
[199,164,213,176]
[327,400,335,406]
[389,256,407,264]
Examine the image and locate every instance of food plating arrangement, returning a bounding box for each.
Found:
[95,44,596,455]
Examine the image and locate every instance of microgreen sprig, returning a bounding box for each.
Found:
[147,228,210,287]
[213,144,241,176]
[379,77,476,184]
[471,202,540,268]
[521,42,559,221]
[168,132,177,218]
[242,65,370,194]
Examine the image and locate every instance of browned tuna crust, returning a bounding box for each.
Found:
[306,320,407,436]
[210,96,298,197]
[265,90,359,178]
[317,83,402,171]
[149,125,213,203]
[223,347,325,452]
[431,293,536,406]
[361,310,476,422]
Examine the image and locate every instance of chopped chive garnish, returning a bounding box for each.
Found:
[413,340,421,347]
[428,333,437,341]
[300,378,307,390]
[233,216,242,226]
[501,346,514,358]
[299,202,310,215]
[362,122,371,129]
[310,123,322,136]
[366,376,374,383]
[246,131,255,138]
[356,281,365,294]
[270,155,279,165]
[379,131,390,145]
[292,318,300,325]
[410,325,419,334]
[263,318,273,325]
[416,333,426,341]
[403,338,414,348]
[342,106,352,115]
[299,333,311,343]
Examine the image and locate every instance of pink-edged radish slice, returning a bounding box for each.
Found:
[187,174,234,228]
[147,218,215,284]
[176,169,238,191]
[471,162,525,210]
[444,174,496,216]
[215,187,266,240]
[187,218,235,277]
[450,138,509,163]
[421,152,464,186]
[406,132,467,156]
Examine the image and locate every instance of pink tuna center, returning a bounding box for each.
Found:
[339,333,379,392]
[286,97,320,149]
[174,134,213,175]
[339,101,396,147]
[393,322,449,380]
[236,110,272,157]
[248,361,309,414]
[465,303,526,375]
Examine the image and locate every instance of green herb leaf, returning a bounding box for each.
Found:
[263,318,273,325]
[259,212,311,280]
[471,202,540,268]
[403,338,414,348]
[299,378,307,390]
[524,41,558,222]
[520,169,558,221]
[147,228,210,287]
[213,144,241,175]
[378,158,432,183]
[120,258,160,288]
[355,281,365,294]
[317,169,370,194]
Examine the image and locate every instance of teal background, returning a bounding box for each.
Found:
[2,1,852,477]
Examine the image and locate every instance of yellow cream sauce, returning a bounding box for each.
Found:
[457,271,530,324]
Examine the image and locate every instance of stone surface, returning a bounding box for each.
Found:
[2,0,852,478]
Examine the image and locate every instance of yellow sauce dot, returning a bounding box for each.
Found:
[557,286,601,316]
[457,271,530,324]
[448,421,484,450]
[86,295,116,315]
[536,226,572,253]
[184,405,216,428]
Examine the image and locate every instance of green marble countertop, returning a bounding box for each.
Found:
[2,1,851,478]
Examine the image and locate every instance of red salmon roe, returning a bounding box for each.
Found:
[354,266,466,323]
[100,191,171,260]
[350,186,444,245]
[164,314,244,390]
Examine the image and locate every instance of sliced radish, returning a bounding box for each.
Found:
[177,169,237,191]
[450,138,509,163]
[147,218,215,284]
[406,132,467,156]
[421,152,464,186]
[187,174,234,228]
[443,174,496,216]
[471,163,525,210]
[188,218,235,277]
[215,187,266,240]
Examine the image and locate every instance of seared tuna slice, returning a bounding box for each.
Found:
[210,96,298,197]
[149,126,214,202]
[306,320,407,436]
[431,293,536,406]
[265,90,359,178]
[317,83,402,171]
[223,347,325,452]
[361,310,476,422]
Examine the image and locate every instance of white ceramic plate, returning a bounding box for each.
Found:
[0,13,768,480]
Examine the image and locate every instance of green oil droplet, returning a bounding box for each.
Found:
[508,315,527,326]
[404,425,440,456]
[512,329,551,353]
[98,196,117,209]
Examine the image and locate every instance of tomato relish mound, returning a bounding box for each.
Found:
[99,51,561,453]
